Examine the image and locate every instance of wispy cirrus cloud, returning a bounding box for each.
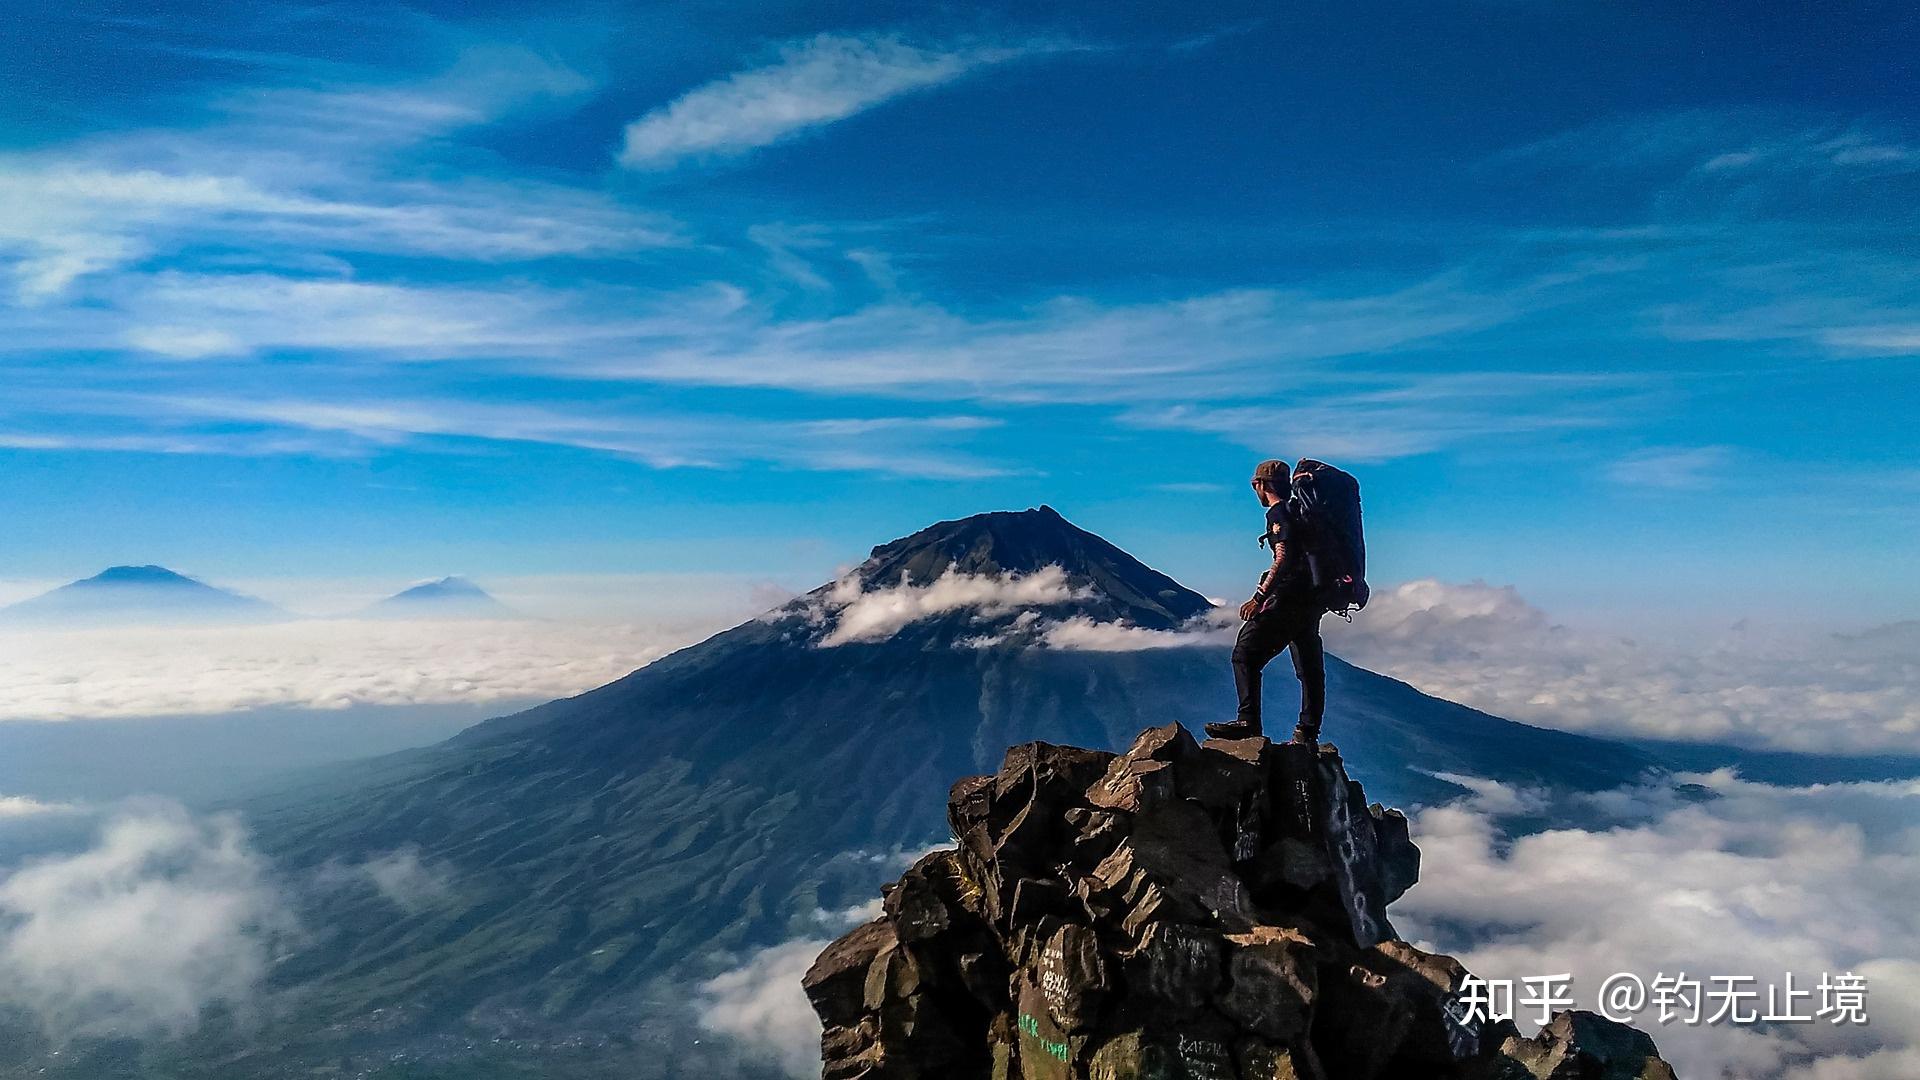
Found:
[5,273,745,362]
[619,34,1064,169]
[1604,445,1736,490]
[1490,110,1920,193]
[1486,111,1920,361]
[2,33,1913,500]
[0,261,1578,471]
[9,267,1537,397]
[120,394,1012,477]
[572,273,1541,403]
[0,45,675,303]
[1124,371,1639,463]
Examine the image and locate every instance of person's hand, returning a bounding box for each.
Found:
[1239,597,1262,621]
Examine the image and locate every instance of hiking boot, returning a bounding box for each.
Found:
[1204,720,1262,740]
[1289,723,1320,748]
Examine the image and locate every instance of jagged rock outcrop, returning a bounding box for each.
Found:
[804,724,1677,1080]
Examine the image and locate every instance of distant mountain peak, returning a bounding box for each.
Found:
[364,576,513,618]
[86,564,201,585]
[0,565,283,626]
[396,575,491,599]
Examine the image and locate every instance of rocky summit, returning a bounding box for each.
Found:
[805,724,1677,1080]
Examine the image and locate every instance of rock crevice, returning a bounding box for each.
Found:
[805,724,1677,1080]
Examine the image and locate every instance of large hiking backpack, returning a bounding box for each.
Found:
[1289,458,1369,615]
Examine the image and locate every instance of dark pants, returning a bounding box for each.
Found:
[1231,602,1326,734]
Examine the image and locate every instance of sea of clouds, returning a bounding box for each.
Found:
[799,568,1917,754]
[0,617,710,722]
[7,772,1912,1077]
[693,771,1920,1080]
[1395,770,1920,1080]
[2,573,1911,754]
[0,572,1914,1073]
[1326,581,1920,755]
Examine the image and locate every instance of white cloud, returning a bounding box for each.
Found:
[215,44,593,150]
[0,261,1611,479]
[10,386,1013,478]
[694,887,890,1077]
[1494,111,1920,192]
[1788,1047,1920,1080]
[1037,609,1235,652]
[620,34,1047,169]
[0,46,673,302]
[361,849,452,911]
[695,937,831,1078]
[1604,445,1737,490]
[808,566,1087,646]
[313,846,453,913]
[1324,580,1920,754]
[1423,771,1548,817]
[978,578,1915,754]
[115,274,583,357]
[0,795,81,819]
[1150,481,1227,494]
[124,325,246,359]
[1488,112,1920,363]
[18,272,694,364]
[1126,371,1634,464]
[5,269,1556,425]
[0,429,349,457]
[0,803,297,1040]
[1395,771,1920,1080]
[580,279,1534,405]
[0,619,705,722]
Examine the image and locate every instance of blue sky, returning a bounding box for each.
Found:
[2,1,1915,626]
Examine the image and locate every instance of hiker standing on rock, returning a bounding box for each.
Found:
[1208,458,1369,747]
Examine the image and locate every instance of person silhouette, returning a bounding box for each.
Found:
[1205,459,1326,746]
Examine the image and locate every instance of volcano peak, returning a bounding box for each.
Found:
[88,564,199,586]
[0,564,283,625]
[853,506,1211,631]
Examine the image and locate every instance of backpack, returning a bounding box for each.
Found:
[1288,459,1369,616]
